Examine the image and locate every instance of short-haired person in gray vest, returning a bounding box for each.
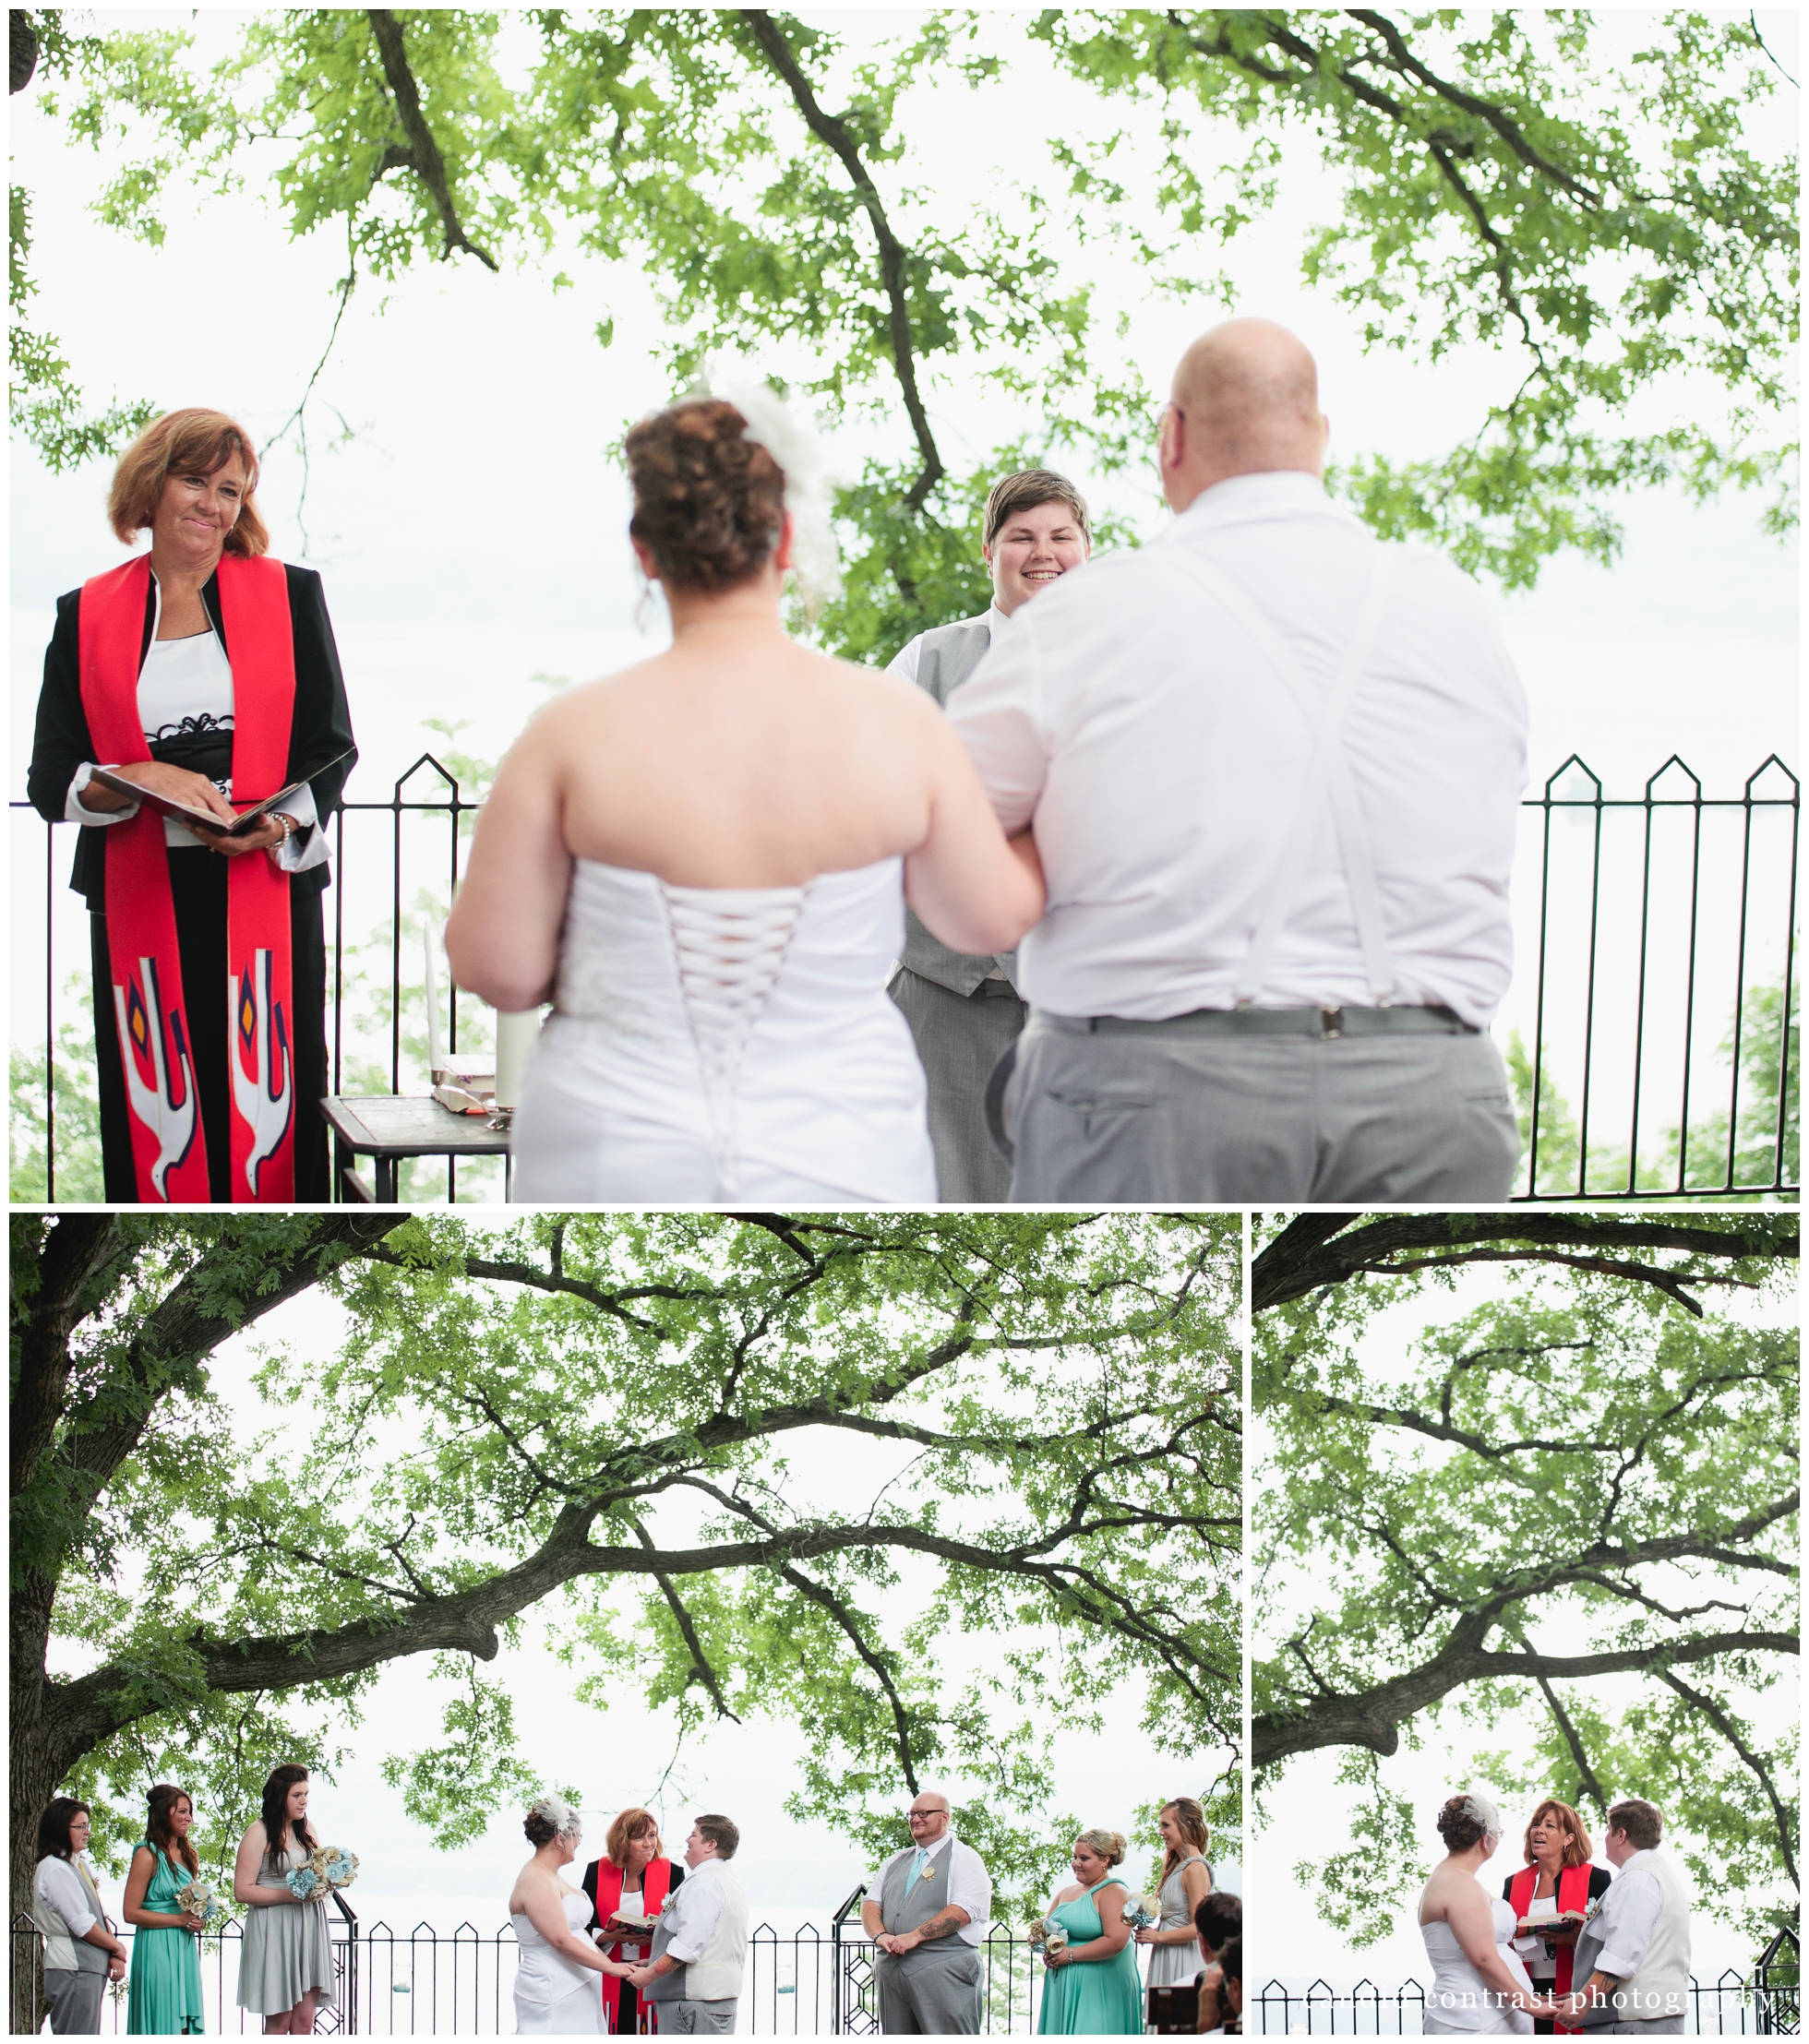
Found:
[949,320,1527,1201]
[32,1798,128,2034]
[887,471,1092,1201]
[860,1789,993,2032]
[1562,1800,1693,2036]
[626,1814,750,2033]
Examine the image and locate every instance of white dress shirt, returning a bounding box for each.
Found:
[1589,1858,1666,1981]
[946,472,1527,1025]
[868,1830,991,1947]
[658,1856,729,1966]
[887,603,1010,687]
[35,1856,99,1940]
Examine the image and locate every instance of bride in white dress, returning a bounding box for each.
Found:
[509,1796,627,2035]
[1419,1792,1549,2037]
[445,393,1044,1202]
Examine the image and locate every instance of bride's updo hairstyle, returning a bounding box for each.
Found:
[1436,1791,1501,1852]
[524,1793,581,1848]
[625,399,786,592]
[1075,1826,1129,1866]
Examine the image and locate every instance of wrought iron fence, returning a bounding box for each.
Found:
[11,1895,1068,2034]
[9,752,1799,1202]
[1254,1928,1801,2035]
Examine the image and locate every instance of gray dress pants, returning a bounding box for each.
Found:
[656,1997,738,2033]
[1001,1017,1520,1201]
[874,1947,984,2033]
[887,967,1024,1202]
[44,1961,108,2035]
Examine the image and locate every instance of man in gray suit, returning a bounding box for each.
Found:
[861,1789,993,2032]
[887,470,1091,1201]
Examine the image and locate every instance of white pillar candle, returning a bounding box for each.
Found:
[492,1009,541,1110]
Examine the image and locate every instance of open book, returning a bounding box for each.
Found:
[86,747,353,838]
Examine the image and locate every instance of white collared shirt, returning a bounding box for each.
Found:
[887,604,1012,687]
[867,1829,991,1947]
[659,1855,728,1966]
[1590,1854,1668,1980]
[946,472,1527,1024]
[35,1855,100,1940]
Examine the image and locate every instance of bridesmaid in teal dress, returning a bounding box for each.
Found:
[123,1784,207,2034]
[1036,1826,1145,2035]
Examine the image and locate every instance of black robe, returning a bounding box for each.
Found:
[28,562,358,1201]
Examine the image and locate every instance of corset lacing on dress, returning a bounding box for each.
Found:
[658,880,809,1195]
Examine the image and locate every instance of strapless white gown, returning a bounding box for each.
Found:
[512,1889,604,2034]
[510,857,938,1201]
[1421,1897,1536,2034]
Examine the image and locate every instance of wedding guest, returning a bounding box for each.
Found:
[1189,1888,1242,2033]
[885,470,1092,1200]
[582,1807,685,2035]
[33,1797,128,2034]
[860,1787,992,2032]
[446,393,1043,1202]
[1504,1799,1611,2034]
[26,407,356,1202]
[951,317,1527,1201]
[122,1783,206,2035]
[1036,1827,1144,2035]
[1206,1936,1242,2038]
[1139,1798,1213,1988]
[626,1814,749,2033]
[1563,1800,1691,2036]
[234,1763,335,2034]
[509,1796,629,2034]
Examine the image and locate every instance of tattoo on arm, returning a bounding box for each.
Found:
[916,1907,966,1942]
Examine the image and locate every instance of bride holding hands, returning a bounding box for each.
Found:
[509,1797,629,2035]
[446,391,1044,1202]
[1419,1793,1551,2037]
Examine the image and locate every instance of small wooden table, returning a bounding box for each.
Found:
[319,1095,511,1202]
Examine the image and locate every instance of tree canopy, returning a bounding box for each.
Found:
[1251,1212,1798,1947]
[8,7,1797,658]
[10,1208,1238,1956]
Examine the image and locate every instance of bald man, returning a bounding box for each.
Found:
[948,318,1528,1201]
[860,1789,991,2032]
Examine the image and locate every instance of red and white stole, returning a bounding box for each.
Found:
[78,552,298,1202]
[592,1857,675,2034]
[1509,1861,1593,2034]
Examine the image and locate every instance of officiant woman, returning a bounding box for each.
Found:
[1503,1799,1611,2035]
[27,407,356,1203]
[581,1807,684,2035]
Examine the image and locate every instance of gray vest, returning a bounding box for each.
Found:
[643,1911,688,2003]
[899,613,1018,996]
[878,1844,962,1959]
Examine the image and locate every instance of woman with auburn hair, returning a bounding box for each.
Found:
[1502,1800,1611,2035]
[1139,1797,1214,1988]
[234,1763,336,2033]
[580,1808,685,2034]
[121,1783,206,2035]
[445,389,1043,1201]
[27,408,356,1203]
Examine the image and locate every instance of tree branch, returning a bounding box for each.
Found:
[630,1519,739,1724]
[1657,1669,1798,1891]
[365,9,498,270]
[741,10,945,514]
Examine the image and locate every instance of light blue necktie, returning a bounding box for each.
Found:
[904,1848,930,1895]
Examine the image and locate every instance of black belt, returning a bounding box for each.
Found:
[1041,1004,1477,1041]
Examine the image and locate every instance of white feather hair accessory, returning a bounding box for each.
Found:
[715,375,845,616]
[530,1793,580,1837]
[1461,1790,1503,1840]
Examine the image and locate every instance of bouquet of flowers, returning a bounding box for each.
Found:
[287,1846,360,1900]
[174,1879,224,1928]
[1026,1918,1069,1964]
[1122,1895,1158,1932]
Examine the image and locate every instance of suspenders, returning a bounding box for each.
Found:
[1191,548,1400,1009]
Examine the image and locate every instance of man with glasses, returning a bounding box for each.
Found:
[886,470,1092,1201]
[860,1791,992,2032]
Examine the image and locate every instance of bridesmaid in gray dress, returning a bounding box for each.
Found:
[233,1764,336,2034]
[1138,1798,1214,1989]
